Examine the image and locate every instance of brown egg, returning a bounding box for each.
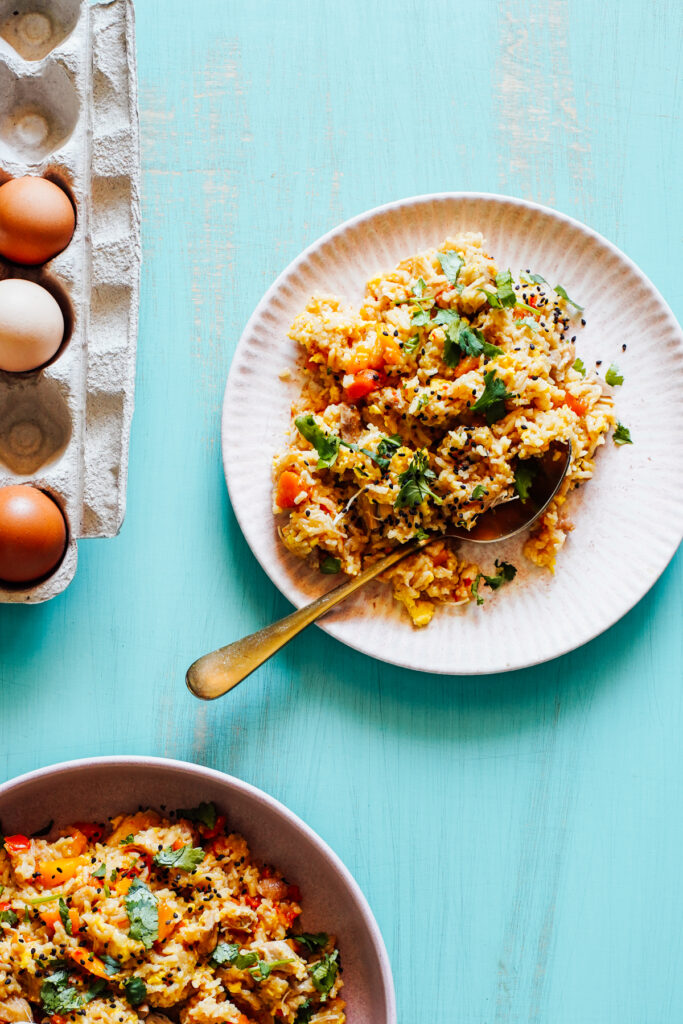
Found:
[0,177,76,265]
[0,485,67,584]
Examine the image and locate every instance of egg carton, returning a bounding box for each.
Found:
[0,0,140,602]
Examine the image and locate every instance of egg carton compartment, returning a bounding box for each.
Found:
[0,0,139,603]
[0,0,80,63]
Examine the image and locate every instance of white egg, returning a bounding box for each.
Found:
[0,278,64,372]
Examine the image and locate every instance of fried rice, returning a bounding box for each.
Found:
[273,233,619,626]
[0,805,344,1024]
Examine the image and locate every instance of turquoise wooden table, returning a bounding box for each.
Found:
[2,1,682,1020]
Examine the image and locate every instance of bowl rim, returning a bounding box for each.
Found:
[0,754,397,1024]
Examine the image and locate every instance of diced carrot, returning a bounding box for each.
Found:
[276,470,304,510]
[156,899,176,943]
[172,839,184,851]
[37,856,88,889]
[562,391,588,417]
[345,369,384,403]
[453,356,480,379]
[381,336,403,365]
[51,1015,67,1024]
[68,947,111,980]
[40,906,81,936]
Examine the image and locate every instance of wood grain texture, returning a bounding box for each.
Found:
[1,0,682,1020]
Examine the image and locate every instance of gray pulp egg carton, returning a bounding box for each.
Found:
[0,0,140,602]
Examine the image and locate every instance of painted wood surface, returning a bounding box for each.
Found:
[1,1,682,1020]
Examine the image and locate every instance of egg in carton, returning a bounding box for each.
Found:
[0,0,140,602]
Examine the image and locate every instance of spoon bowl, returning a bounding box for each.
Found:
[187,441,571,700]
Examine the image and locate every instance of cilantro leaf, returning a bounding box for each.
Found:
[514,459,539,502]
[291,931,329,953]
[573,357,586,376]
[210,942,258,970]
[249,958,294,980]
[153,844,205,873]
[471,561,517,605]
[295,414,341,469]
[471,484,488,500]
[480,268,517,309]
[395,452,443,509]
[442,318,502,368]
[471,371,515,425]
[412,277,426,298]
[100,954,121,977]
[518,316,539,332]
[437,249,464,286]
[309,950,340,1001]
[410,306,431,328]
[554,284,584,311]
[377,434,402,461]
[58,897,72,936]
[92,863,106,880]
[294,1001,314,1023]
[41,970,104,1016]
[124,879,158,949]
[320,555,341,575]
[605,363,624,386]
[119,834,134,846]
[432,308,460,328]
[523,272,548,286]
[176,802,218,829]
[0,907,18,926]
[404,334,420,354]
[613,422,632,445]
[123,977,147,1008]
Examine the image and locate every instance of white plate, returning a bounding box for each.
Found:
[222,193,683,674]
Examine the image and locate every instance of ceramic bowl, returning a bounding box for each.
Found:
[0,755,396,1024]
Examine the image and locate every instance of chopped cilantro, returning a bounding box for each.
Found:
[211,942,258,970]
[471,484,488,500]
[40,970,105,1016]
[412,277,426,297]
[58,898,72,936]
[395,451,443,509]
[153,844,205,873]
[518,317,539,332]
[124,879,158,949]
[441,317,502,368]
[291,931,329,953]
[554,284,584,311]
[377,434,402,461]
[123,977,147,1007]
[294,1001,314,1023]
[309,950,340,1001]
[613,422,633,445]
[573,357,586,376]
[605,363,624,386]
[118,834,135,846]
[413,528,430,541]
[294,414,340,469]
[92,863,106,880]
[481,268,516,309]
[523,272,548,286]
[100,954,121,977]
[177,801,218,828]
[249,958,294,980]
[320,555,341,575]
[0,907,18,926]
[471,371,515,425]
[437,249,464,286]
[471,561,517,605]
[404,334,420,354]
[514,460,539,502]
[410,306,431,327]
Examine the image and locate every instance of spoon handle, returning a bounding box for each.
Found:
[186,539,423,700]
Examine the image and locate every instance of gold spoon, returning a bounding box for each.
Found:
[187,441,571,699]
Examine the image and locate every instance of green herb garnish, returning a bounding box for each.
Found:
[471,371,515,425]
[176,801,218,830]
[437,249,464,286]
[295,414,340,469]
[92,863,107,880]
[613,422,632,445]
[211,942,258,969]
[404,334,420,354]
[123,978,147,1007]
[291,931,329,953]
[441,316,502,368]
[153,845,205,874]
[554,284,584,311]
[294,1000,314,1023]
[0,907,18,926]
[101,954,121,977]
[605,363,624,386]
[119,834,135,846]
[320,555,341,575]
[309,950,340,1001]
[250,958,294,980]
[471,484,488,500]
[573,357,586,376]
[124,879,158,949]
[471,561,517,605]
[58,898,72,936]
[395,451,442,509]
[40,969,105,1016]
[514,460,539,502]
